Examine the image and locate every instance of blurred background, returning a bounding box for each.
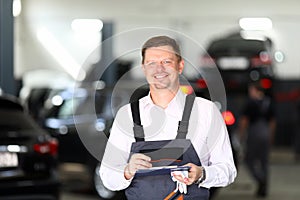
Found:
[0,0,300,199]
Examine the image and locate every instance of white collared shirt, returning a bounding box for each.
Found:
[100,89,237,190]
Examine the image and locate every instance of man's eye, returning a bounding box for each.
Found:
[148,62,157,66]
[163,60,172,65]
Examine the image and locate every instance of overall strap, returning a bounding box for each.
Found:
[130,100,145,142]
[176,95,196,139]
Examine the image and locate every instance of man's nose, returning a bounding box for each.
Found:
[156,62,165,71]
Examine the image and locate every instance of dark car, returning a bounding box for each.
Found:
[198,32,274,95]
[197,31,276,132]
[192,32,276,137]
[39,84,134,200]
[0,94,60,200]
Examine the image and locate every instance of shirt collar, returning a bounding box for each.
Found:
[166,89,186,117]
[140,89,186,117]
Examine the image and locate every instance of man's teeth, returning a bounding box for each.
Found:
[155,74,167,78]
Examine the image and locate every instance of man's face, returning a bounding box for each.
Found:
[142,45,184,92]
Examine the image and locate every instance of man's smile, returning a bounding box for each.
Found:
[154,73,168,79]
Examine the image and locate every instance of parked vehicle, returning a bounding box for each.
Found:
[0,94,60,200]
[193,32,276,133]
[39,85,133,199]
[198,32,274,94]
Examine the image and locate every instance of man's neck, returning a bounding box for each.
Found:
[150,87,179,109]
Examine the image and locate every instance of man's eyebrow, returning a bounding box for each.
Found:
[145,57,174,61]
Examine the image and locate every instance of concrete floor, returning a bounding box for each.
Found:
[214,164,300,200]
[214,148,300,200]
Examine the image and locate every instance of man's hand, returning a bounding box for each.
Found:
[124,153,152,180]
[171,163,203,185]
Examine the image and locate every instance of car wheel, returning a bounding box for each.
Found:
[94,162,116,199]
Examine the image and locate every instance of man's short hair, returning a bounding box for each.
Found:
[141,35,182,63]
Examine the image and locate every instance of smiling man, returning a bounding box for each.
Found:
[100,35,236,200]
[142,40,184,108]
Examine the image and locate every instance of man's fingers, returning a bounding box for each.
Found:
[131,153,152,167]
[132,153,151,162]
[183,163,202,183]
[128,153,152,174]
[136,159,152,168]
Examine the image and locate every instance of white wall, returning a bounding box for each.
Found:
[14,0,300,80]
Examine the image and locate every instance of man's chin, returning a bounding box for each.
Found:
[153,83,168,90]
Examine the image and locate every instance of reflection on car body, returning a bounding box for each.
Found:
[0,94,60,200]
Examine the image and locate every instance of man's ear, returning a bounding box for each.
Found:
[141,64,146,73]
[178,59,184,74]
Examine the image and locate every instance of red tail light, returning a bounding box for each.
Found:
[260,78,272,89]
[197,79,207,89]
[34,138,58,156]
[222,111,236,126]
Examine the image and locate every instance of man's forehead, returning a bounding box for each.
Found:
[145,46,176,55]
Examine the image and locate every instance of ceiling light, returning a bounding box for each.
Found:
[239,17,273,31]
[13,0,22,17]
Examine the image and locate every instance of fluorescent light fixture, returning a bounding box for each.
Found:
[36,27,86,81]
[239,17,273,31]
[71,19,103,33]
[13,0,22,17]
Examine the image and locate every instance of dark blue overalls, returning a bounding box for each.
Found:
[125,95,209,200]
